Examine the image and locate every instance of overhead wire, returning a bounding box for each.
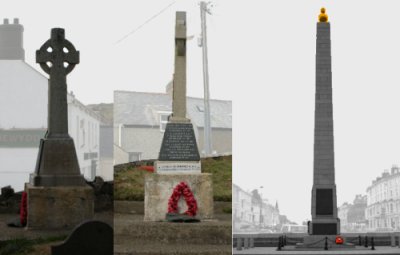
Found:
[114,1,176,45]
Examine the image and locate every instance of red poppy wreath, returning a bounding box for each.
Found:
[166,182,199,222]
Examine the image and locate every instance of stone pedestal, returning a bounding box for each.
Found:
[26,183,94,229]
[144,173,213,221]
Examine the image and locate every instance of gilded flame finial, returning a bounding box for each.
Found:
[318,7,328,22]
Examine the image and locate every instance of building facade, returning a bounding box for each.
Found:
[0,18,110,191]
[114,90,232,164]
[233,184,280,232]
[366,166,400,231]
[338,195,367,232]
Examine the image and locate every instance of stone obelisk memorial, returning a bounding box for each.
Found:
[144,12,213,221]
[298,8,355,249]
[25,28,94,229]
[309,8,340,236]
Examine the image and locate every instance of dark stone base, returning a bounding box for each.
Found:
[312,223,338,235]
[31,137,86,186]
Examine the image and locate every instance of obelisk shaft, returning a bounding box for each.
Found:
[310,19,339,235]
[313,22,335,185]
[171,12,189,123]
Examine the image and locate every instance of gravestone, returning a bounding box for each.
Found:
[297,9,353,249]
[144,12,213,221]
[51,221,113,255]
[25,28,94,229]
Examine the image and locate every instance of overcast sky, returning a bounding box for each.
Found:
[1,0,233,104]
[233,0,400,224]
[3,0,400,225]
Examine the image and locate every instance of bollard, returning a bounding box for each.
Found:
[324,236,328,250]
[250,237,254,248]
[371,237,375,250]
[391,233,396,247]
[284,235,287,246]
[277,236,282,251]
[364,236,368,248]
[244,237,249,249]
[358,235,362,246]
[236,237,243,251]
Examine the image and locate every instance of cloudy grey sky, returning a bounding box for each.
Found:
[3,0,400,225]
[233,0,400,224]
[1,0,234,104]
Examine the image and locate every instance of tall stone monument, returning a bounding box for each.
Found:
[144,12,213,221]
[297,8,355,249]
[25,28,94,229]
[309,7,340,236]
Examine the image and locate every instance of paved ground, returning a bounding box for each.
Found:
[114,201,232,255]
[0,211,113,241]
[233,246,400,255]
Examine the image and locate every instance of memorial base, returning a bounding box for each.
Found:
[296,235,355,249]
[25,183,94,229]
[144,173,213,221]
[31,137,86,186]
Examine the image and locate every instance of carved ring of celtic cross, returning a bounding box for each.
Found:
[36,28,79,75]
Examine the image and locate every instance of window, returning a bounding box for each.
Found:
[128,152,142,162]
[158,111,171,132]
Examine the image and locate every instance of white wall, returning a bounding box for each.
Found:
[0,60,103,191]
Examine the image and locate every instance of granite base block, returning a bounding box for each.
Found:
[144,173,213,221]
[26,183,94,229]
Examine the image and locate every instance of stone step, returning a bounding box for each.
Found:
[115,218,231,245]
[114,241,232,255]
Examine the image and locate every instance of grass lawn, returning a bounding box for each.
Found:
[0,236,66,255]
[114,155,232,202]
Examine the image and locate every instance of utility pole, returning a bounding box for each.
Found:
[199,1,212,156]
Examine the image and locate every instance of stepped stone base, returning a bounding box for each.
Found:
[26,183,94,229]
[144,173,213,221]
[296,235,355,249]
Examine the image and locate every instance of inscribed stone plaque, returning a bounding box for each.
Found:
[316,188,333,215]
[156,161,201,174]
[312,223,337,235]
[159,122,200,161]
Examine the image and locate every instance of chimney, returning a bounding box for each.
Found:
[0,18,25,60]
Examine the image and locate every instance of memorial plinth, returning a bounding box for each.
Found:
[25,28,93,229]
[144,173,213,221]
[26,184,93,229]
[144,12,213,222]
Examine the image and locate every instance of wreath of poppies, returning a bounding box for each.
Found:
[167,182,198,216]
[20,191,28,226]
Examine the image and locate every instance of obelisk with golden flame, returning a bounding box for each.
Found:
[309,7,340,235]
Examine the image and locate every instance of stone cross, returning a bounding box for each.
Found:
[171,12,189,123]
[36,28,79,138]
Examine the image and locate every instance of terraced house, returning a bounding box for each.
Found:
[366,166,400,231]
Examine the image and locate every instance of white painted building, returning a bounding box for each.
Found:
[0,18,109,191]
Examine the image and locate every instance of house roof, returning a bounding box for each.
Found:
[114,90,232,129]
